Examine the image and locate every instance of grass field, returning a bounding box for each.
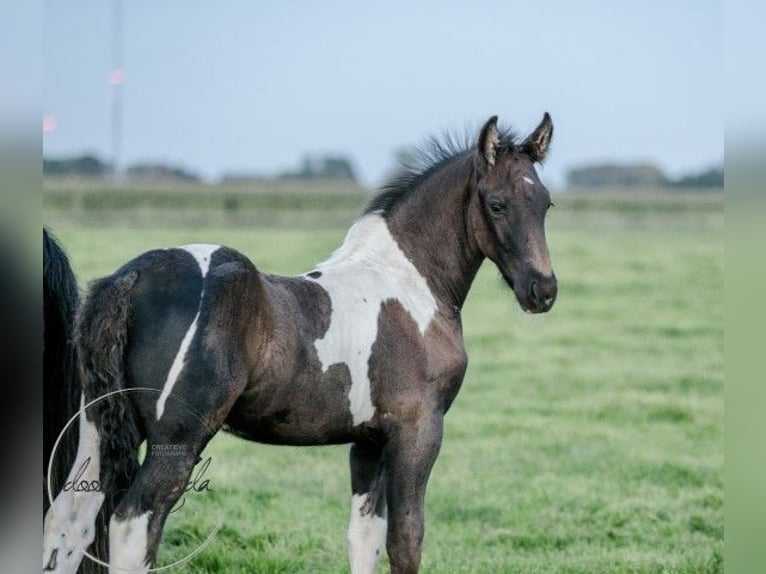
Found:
[46,185,723,573]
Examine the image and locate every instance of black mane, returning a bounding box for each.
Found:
[364,125,519,216]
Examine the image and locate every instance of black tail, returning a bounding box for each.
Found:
[43,228,82,511]
[75,269,143,491]
[75,269,143,571]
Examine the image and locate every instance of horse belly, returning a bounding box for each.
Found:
[224,362,360,446]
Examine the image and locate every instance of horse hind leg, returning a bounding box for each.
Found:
[107,436,201,573]
[107,261,254,571]
[43,404,105,573]
[109,367,248,570]
[348,441,388,574]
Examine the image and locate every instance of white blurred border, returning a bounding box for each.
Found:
[725,1,766,572]
[0,0,41,573]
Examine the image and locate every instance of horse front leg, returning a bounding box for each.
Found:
[348,441,387,573]
[384,412,443,574]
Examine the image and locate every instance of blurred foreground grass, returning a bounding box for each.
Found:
[45,183,723,573]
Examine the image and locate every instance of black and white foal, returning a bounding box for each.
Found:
[44,114,558,574]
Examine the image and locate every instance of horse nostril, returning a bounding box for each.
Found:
[529,280,539,303]
[543,280,558,308]
[529,276,557,310]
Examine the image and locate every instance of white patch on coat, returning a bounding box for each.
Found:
[155,313,201,420]
[109,511,152,573]
[347,493,387,574]
[43,399,106,574]
[181,243,218,276]
[307,215,437,425]
[156,244,219,420]
[523,176,535,185]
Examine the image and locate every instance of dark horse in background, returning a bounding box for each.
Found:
[44,113,557,574]
[43,228,81,509]
[44,228,108,573]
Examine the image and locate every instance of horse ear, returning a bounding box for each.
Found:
[477,115,500,170]
[522,112,553,162]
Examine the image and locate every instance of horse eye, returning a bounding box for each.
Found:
[488,201,504,215]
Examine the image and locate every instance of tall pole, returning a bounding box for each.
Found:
[110,0,124,179]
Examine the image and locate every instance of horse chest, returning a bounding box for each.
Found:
[308,270,436,425]
[305,215,439,426]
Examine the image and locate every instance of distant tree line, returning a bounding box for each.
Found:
[277,155,357,182]
[221,156,357,184]
[567,162,723,189]
[125,162,200,182]
[672,167,724,188]
[45,153,721,190]
[44,153,358,184]
[43,154,111,178]
[43,155,201,182]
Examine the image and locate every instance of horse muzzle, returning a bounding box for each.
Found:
[519,273,557,314]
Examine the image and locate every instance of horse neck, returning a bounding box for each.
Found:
[385,154,484,311]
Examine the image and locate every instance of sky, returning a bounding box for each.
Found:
[43,0,724,188]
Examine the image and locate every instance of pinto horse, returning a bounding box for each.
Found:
[44,114,557,574]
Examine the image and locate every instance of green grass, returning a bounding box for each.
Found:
[46,189,723,573]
